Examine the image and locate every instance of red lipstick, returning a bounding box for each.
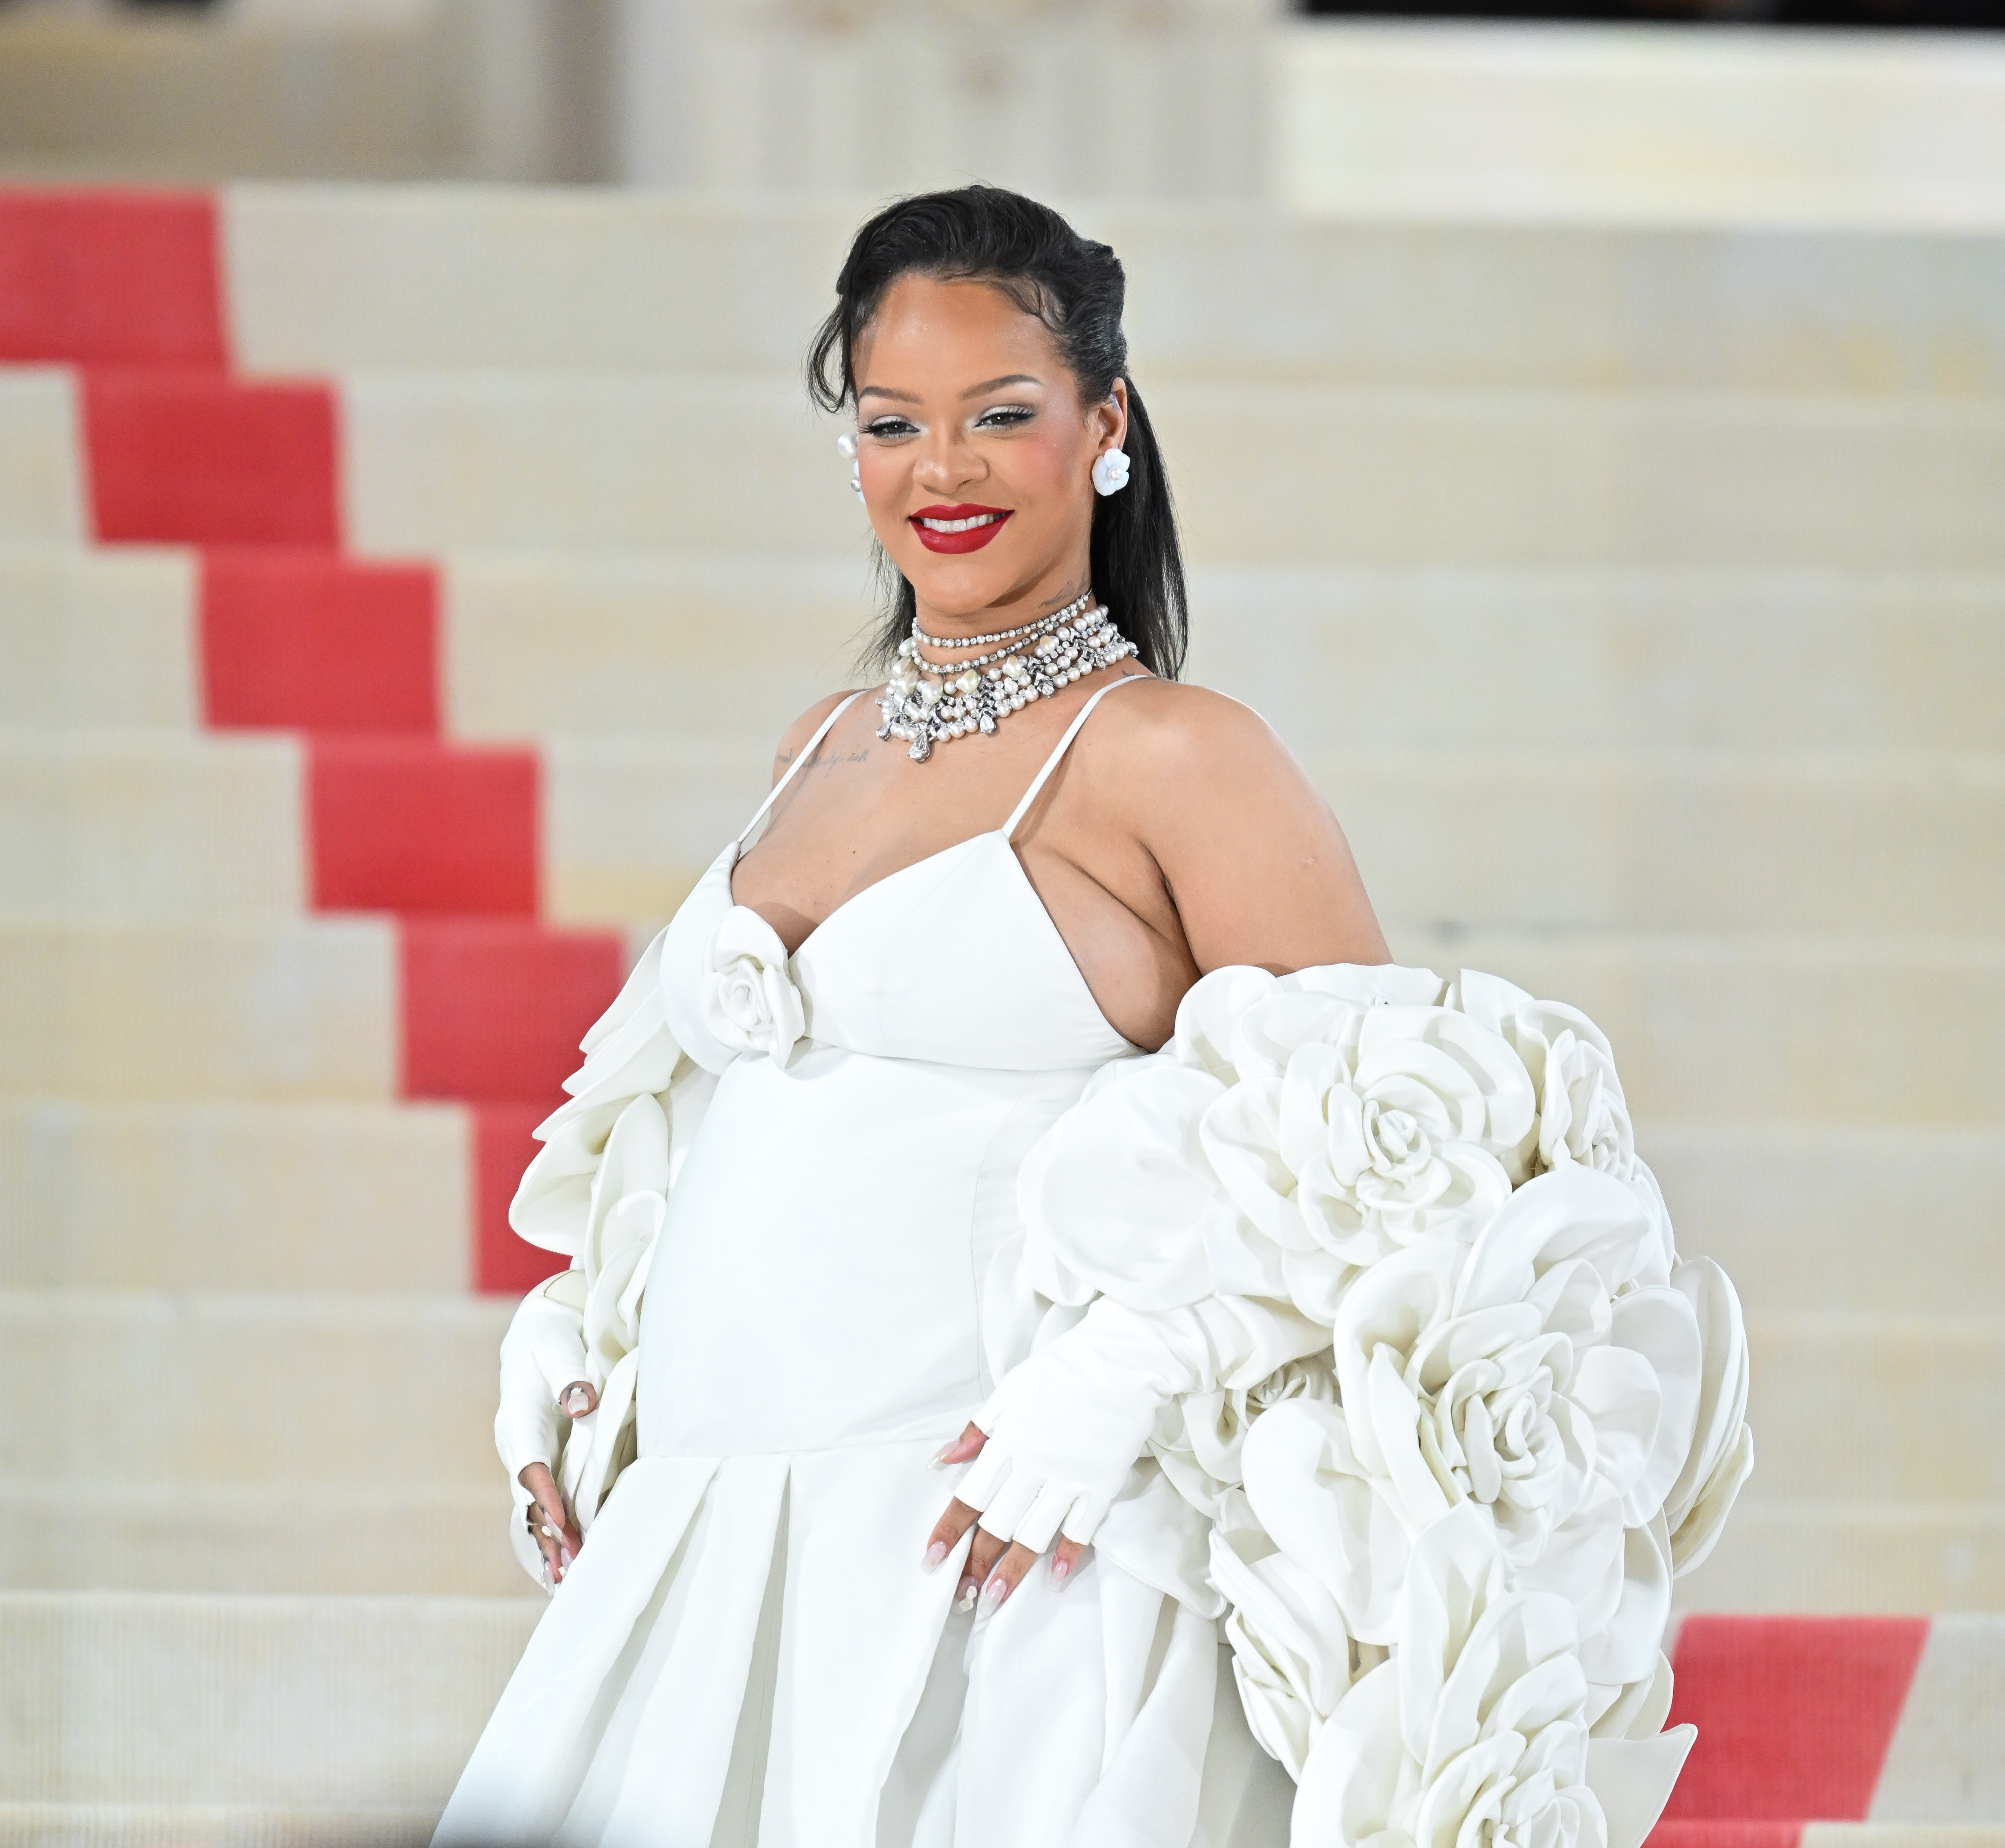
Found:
[909,503,1012,554]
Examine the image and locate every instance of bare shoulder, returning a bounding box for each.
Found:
[1085,675,1317,805]
[1083,673,1388,971]
[771,689,867,784]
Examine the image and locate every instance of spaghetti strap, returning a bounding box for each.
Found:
[1003,674,1147,840]
[735,691,866,848]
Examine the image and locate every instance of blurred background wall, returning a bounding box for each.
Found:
[3,1,2003,1842]
[1,0,2002,217]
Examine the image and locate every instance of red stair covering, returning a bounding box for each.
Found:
[1648,1827,1802,1848]
[309,738,540,916]
[83,370,339,547]
[0,189,224,366]
[6,180,613,1293]
[201,550,437,733]
[1648,1615,1931,1842]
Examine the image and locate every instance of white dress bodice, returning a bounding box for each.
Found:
[638,680,1144,1460]
[659,684,1139,1075]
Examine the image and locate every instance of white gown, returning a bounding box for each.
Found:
[436,680,1298,1848]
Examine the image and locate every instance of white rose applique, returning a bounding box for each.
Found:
[700,907,806,1064]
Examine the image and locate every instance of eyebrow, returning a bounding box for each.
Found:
[855,373,1043,405]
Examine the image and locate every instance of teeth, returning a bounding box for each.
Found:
[918,513,1003,533]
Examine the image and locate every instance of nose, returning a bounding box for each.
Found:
[912,424,984,496]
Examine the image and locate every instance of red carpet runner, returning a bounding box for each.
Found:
[10,184,609,1292]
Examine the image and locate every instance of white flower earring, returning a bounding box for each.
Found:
[1091,447,1130,496]
[836,430,862,496]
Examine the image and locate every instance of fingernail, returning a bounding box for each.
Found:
[982,1574,1011,1608]
[1051,1557,1069,1587]
[956,1580,979,1613]
[923,1540,949,1571]
[927,1442,957,1471]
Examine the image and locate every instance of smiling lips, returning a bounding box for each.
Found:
[910,503,1012,554]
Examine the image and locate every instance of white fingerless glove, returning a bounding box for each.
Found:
[961,1292,1331,1552]
[495,1269,588,1482]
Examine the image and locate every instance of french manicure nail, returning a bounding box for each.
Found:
[927,1441,958,1471]
[1050,1557,1069,1586]
[982,1574,1010,1608]
[923,1540,949,1571]
[956,1580,979,1613]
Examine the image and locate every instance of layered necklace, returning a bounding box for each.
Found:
[876,593,1139,762]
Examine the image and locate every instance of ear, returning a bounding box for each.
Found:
[1099,378,1129,456]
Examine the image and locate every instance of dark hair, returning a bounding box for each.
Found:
[807,185,1187,681]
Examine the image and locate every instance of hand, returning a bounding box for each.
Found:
[922,1423,1090,1613]
[519,1461,583,1587]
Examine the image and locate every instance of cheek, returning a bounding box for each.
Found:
[1005,429,1087,502]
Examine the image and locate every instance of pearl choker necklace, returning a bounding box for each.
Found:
[877,602,1139,762]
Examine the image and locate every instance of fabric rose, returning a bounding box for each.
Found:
[1293,1504,1693,1848]
[1661,1257,1755,1576]
[1456,971,1676,1286]
[1154,1354,1339,1519]
[1209,1491,1374,1779]
[1243,1168,1702,1676]
[700,906,805,1064]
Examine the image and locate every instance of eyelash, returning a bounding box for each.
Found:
[862,405,1035,440]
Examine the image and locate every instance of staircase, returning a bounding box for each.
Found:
[1,183,2001,1844]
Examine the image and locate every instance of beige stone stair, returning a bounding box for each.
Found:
[0,1101,466,1293]
[0,1592,538,1806]
[221,190,2005,396]
[14,545,2005,755]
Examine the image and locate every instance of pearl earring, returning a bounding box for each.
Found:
[836,430,861,495]
[1091,448,1130,497]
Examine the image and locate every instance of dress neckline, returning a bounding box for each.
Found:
[722,674,1149,1051]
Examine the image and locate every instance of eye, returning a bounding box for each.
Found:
[975,405,1035,430]
[863,415,919,440]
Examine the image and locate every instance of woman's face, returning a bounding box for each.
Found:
[849,274,1127,627]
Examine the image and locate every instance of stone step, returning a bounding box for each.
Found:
[1,1469,1991,1614]
[0,733,303,923]
[0,1483,521,1599]
[0,1591,537,1806]
[1,1291,1991,1504]
[0,546,196,731]
[0,370,82,546]
[1737,1315,2005,1505]
[224,188,2005,396]
[10,730,2001,938]
[535,736,2005,936]
[16,544,2005,755]
[0,1805,438,1848]
[0,920,395,1102]
[12,370,2001,565]
[5,1105,1994,1315]
[1422,932,2005,1127]
[336,375,2005,568]
[1677,1501,2005,1618]
[3,920,1998,1121]
[0,1293,511,1490]
[0,1101,467,1293]
[1646,1126,2005,1319]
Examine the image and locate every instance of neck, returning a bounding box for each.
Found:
[911,578,1094,655]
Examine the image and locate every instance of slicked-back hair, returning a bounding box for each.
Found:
[808,185,1187,681]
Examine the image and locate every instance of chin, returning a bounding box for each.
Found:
[889,547,1023,614]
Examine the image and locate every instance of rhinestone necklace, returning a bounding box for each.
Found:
[876,600,1139,762]
[911,591,1093,653]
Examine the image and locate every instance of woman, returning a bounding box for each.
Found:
[433,183,1379,1844]
[436,184,1386,1847]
